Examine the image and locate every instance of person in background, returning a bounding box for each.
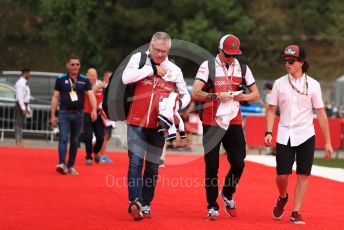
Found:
[14,67,31,147]
[262,82,273,112]
[99,71,114,163]
[80,68,107,165]
[261,81,275,155]
[265,44,333,224]
[50,55,97,175]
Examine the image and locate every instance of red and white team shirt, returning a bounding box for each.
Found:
[195,55,256,125]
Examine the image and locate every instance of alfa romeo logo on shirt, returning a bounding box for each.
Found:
[215,81,226,87]
[141,79,153,85]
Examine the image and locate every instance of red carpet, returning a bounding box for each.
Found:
[0,146,343,230]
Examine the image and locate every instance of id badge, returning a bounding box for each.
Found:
[69,91,78,101]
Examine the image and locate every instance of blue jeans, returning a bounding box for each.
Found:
[127,125,164,206]
[58,111,84,168]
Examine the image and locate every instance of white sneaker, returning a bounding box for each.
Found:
[128,199,143,221]
[141,206,151,218]
[56,164,67,175]
[207,207,219,220]
[67,167,79,175]
[219,190,236,217]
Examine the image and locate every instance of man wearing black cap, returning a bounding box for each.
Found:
[192,34,260,219]
[265,44,333,224]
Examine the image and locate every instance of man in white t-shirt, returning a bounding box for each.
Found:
[265,44,333,224]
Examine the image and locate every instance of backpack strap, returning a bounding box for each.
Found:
[205,58,216,92]
[238,60,247,84]
[139,52,147,68]
[125,51,147,109]
[206,58,247,91]
[237,59,249,105]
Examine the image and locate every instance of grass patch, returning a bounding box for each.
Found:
[313,158,344,169]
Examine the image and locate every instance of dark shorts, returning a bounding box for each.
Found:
[276,135,315,175]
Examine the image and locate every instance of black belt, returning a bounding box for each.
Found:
[16,101,29,105]
[61,109,82,113]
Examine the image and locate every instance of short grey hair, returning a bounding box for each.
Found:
[150,32,171,46]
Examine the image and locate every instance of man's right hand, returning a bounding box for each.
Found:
[156,65,166,77]
[51,116,58,128]
[217,92,234,100]
[264,134,272,146]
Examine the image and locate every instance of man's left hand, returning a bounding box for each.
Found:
[233,93,246,102]
[91,110,97,121]
[324,143,333,159]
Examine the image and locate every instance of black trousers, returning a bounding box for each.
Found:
[203,124,246,210]
[79,113,104,159]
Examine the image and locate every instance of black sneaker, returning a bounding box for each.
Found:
[290,211,305,224]
[272,193,288,220]
[94,154,100,163]
[128,199,143,221]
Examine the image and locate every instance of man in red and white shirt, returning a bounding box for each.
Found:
[122,32,190,221]
[265,44,333,224]
[192,34,260,219]
[80,68,106,165]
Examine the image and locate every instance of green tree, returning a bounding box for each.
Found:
[39,0,253,74]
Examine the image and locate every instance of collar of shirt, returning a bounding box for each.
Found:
[215,55,236,69]
[20,77,28,84]
[290,73,305,85]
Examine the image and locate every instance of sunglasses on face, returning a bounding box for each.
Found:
[71,63,80,67]
[284,59,296,65]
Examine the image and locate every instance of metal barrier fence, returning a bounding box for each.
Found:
[111,121,128,148]
[0,102,56,142]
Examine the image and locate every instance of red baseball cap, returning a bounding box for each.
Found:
[283,44,306,60]
[219,34,242,55]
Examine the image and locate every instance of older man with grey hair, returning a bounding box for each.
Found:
[122,31,190,221]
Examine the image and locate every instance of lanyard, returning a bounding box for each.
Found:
[153,77,159,88]
[220,63,234,92]
[69,78,76,92]
[288,74,308,95]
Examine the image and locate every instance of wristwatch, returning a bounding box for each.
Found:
[265,131,273,137]
[207,93,218,100]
